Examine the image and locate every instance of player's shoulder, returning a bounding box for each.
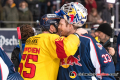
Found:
[38,33,59,37]
[81,34,95,41]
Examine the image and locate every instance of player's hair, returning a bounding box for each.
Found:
[20,24,34,41]
[41,25,48,32]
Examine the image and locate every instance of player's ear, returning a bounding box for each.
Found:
[49,25,54,33]
[69,24,74,29]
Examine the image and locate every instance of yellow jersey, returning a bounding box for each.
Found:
[18,33,80,80]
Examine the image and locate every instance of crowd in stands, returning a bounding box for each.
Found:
[0,0,120,28]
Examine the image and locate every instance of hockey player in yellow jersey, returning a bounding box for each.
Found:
[18,14,87,80]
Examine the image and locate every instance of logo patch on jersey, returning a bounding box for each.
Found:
[55,37,64,41]
[69,71,77,79]
[60,55,82,68]
[96,43,102,50]
[26,38,38,45]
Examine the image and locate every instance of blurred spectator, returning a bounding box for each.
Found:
[1,0,19,28]
[18,1,33,26]
[11,24,34,72]
[96,23,117,66]
[85,0,97,20]
[2,0,25,8]
[88,8,103,24]
[101,3,113,24]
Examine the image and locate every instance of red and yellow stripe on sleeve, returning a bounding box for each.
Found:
[55,34,80,59]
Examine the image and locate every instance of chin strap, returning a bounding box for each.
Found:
[48,25,58,34]
[48,30,57,34]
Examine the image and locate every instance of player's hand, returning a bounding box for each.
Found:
[108,47,115,56]
[75,28,88,36]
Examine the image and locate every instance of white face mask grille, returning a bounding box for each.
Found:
[60,2,88,27]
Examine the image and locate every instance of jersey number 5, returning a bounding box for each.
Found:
[19,54,38,78]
